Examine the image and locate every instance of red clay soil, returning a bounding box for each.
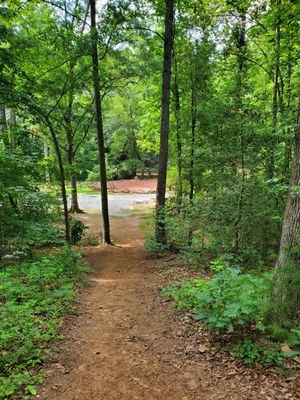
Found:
[35,215,299,400]
[90,179,157,193]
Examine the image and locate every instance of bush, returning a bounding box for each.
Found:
[163,267,271,333]
[86,159,143,182]
[0,152,62,255]
[86,165,100,182]
[0,247,89,398]
[161,278,207,309]
[234,340,284,367]
[70,218,86,244]
[144,235,169,254]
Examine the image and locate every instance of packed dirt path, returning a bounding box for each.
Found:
[36,215,299,400]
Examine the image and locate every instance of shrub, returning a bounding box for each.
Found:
[234,340,284,367]
[0,247,89,398]
[194,268,271,333]
[70,218,86,244]
[144,235,169,254]
[161,279,207,309]
[163,267,271,333]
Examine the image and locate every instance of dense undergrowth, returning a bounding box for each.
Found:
[161,258,300,369]
[0,247,89,399]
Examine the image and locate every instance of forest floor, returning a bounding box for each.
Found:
[35,213,299,400]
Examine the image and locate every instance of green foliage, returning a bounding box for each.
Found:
[0,247,89,399]
[162,266,299,367]
[144,235,169,254]
[70,218,86,244]
[163,179,284,267]
[0,150,62,255]
[234,340,284,367]
[268,259,300,324]
[163,267,271,333]
[288,327,300,347]
[161,278,207,310]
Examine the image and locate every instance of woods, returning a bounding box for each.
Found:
[0,0,300,398]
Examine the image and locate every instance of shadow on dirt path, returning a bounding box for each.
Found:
[36,215,299,400]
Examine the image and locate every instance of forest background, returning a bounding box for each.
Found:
[0,0,299,397]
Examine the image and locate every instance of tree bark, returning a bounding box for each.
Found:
[270,96,300,322]
[44,116,70,243]
[64,67,83,214]
[156,0,175,244]
[267,0,281,180]
[282,41,293,180]
[188,80,196,246]
[0,106,9,147]
[43,138,51,183]
[67,139,82,213]
[173,54,183,207]
[128,104,140,173]
[90,0,111,244]
[9,108,17,150]
[232,9,246,252]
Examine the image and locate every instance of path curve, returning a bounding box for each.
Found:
[36,215,299,400]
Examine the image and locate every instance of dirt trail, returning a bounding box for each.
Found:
[36,215,299,400]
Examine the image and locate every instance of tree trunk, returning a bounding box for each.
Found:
[9,108,17,150]
[282,42,293,180]
[188,80,196,246]
[267,0,281,180]
[232,9,246,252]
[173,54,183,207]
[128,105,140,177]
[269,97,300,323]
[68,143,82,213]
[0,106,7,133]
[90,0,111,244]
[45,116,70,243]
[43,138,51,183]
[0,106,9,147]
[64,67,83,214]
[156,0,175,244]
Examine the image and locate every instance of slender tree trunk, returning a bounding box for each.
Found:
[233,137,246,251]
[267,0,281,179]
[64,66,82,214]
[269,96,300,322]
[173,55,183,207]
[233,10,246,252]
[67,141,82,213]
[156,0,175,244]
[128,105,140,176]
[43,138,51,183]
[9,108,17,150]
[90,0,111,244]
[65,125,82,213]
[45,116,70,243]
[0,106,9,147]
[283,43,293,180]
[188,81,196,246]
[0,106,7,132]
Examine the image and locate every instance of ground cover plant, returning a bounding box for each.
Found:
[161,259,300,368]
[0,247,89,399]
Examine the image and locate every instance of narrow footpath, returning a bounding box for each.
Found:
[36,215,299,400]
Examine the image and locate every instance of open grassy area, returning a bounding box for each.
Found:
[67,182,100,195]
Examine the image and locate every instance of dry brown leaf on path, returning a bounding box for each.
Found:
[198,344,209,353]
[281,343,292,353]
